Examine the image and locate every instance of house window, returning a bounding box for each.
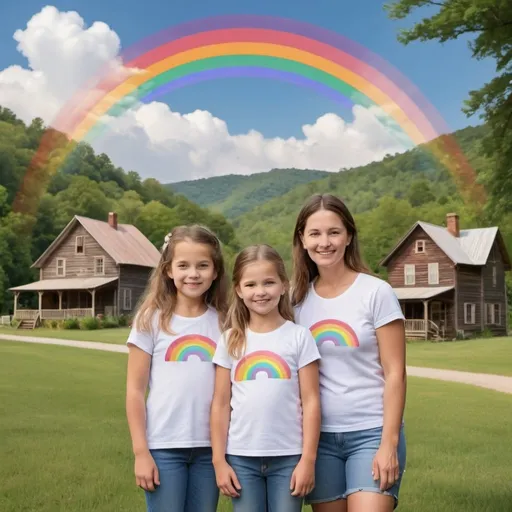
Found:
[415,240,425,253]
[94,256,105,275]
[75,235,84,254]
[486,303,501,325]
[56,258,66,277]
[123,288,132,310]
[464,303,476,324]
[428,263,439,285]
[404,264,415,285]
[492,266,497,287]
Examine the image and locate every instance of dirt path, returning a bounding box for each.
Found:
[2,333,512,394]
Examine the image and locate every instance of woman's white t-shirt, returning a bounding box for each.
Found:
[213,321,321,457]
[126,307,221,449]
[294,273,404,433]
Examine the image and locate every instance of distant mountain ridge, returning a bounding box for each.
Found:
[166,168,329,218]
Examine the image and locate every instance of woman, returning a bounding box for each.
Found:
[291,193,406,512]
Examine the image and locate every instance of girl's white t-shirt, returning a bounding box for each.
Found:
[213,321,321,456]
[294,273,405,433]
[126,307,221,449]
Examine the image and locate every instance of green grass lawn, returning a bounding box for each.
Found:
[0,326,131,344]
[2,326,512,376]
[0,341,510,512]
[406,336,512,376]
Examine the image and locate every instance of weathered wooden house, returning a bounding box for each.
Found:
[10,212,161,328]
[380,213,510,340]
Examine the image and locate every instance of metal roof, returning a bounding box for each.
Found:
[393,286,454,300]
[32,215,161,269]
[381,220,505,267]
[417,222,474,264]
[9,276,118,292]
[76,216,161,267]
[458,226,499,265]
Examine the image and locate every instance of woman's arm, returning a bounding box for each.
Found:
[299,361,321,463]
[126,345,159,491]
[374,319,407,490]
[210,365,241,497]
[291,361,321,497]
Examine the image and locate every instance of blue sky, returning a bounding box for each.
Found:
[0,0,496,140]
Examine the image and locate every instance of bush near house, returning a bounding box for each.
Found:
[39,315,131,330]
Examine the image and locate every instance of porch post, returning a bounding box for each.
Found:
[58,291,63,310]
[423,300,429,340]
[13,292,19,318]
[38,291,43,319]
[90,289,96,317]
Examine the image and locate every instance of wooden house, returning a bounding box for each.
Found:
[380,213,510,340]
[10,212,161,328]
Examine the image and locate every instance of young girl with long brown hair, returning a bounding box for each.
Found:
[210,244,321,512]
[125,224,228,512]
[292,194,407,512]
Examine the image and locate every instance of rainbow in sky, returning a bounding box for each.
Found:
[13,15,486,215]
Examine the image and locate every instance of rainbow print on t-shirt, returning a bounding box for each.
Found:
[310,319,359,348]
[234,350,291,381]
[164,334,216,362]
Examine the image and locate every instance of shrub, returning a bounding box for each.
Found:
[63,318,80,330]
[118,315,129,327]
[101,316,119,329]
[80,316,100,330]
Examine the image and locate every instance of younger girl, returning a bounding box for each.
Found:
[125,225,228,512]
[210,244,321,512]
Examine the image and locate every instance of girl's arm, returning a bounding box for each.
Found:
[291,360,321,497]
[210,365,241,497]
[374,319,407,491]
[126,345,159,491]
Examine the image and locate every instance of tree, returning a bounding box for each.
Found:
[54,176,112,227]
[115,190,144,224]
[407,179,436,206]
[385,0,512,216]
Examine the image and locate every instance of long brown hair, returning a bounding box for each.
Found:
[226,244,294,359]
[291,193,370,307]
[134,225,228,334]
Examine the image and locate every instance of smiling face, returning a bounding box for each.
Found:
[300,208,352,270]
[236,260,286,318]
[167,239,217,301]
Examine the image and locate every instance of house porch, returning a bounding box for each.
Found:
[10,276,119,325]
[392,286,455,340]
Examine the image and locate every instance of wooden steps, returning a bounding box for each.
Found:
[17,319,37,330]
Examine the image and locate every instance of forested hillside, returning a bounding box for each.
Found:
[168,168,329,218]
[0,106,239,314]
[232,124,512,284]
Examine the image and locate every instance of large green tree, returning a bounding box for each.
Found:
[385,0,512,216]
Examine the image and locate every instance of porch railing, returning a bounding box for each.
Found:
[405,319,440,339]
[15,308,94,320]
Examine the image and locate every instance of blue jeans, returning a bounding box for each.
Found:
[227,454,304,512]
[145,447,219,512]
[306,426,406,508]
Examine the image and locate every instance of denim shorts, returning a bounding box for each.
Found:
[146,447,219,512]
[227,454,303,512]
[306,426,406,508]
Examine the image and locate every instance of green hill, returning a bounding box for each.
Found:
[167,168,329,218]
[230,124,501,274]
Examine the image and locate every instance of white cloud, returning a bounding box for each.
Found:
[0,6,411,183]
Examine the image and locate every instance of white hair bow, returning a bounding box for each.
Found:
[162,232,172,252]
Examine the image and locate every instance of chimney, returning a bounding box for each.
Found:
[108,212,118,230]
[446,213,459,237]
